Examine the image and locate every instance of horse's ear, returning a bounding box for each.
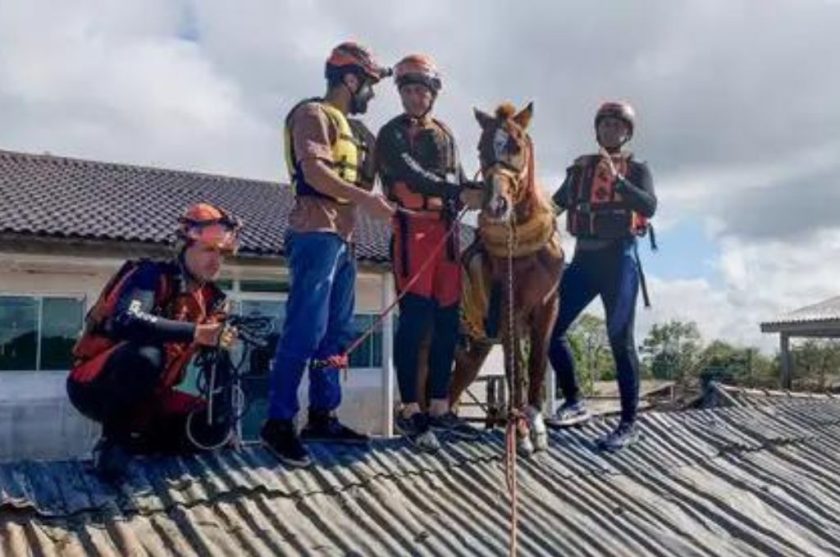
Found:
[513,102,534,129]
[474,108,494,129]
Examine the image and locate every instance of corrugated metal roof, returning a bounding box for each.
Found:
[708,383,840,409]
[762,296,840,328]
[4,397,840,556]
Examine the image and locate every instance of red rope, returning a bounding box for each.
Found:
[505,410,526,557]
[310,207,469,371]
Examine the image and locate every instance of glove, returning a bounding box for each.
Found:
[462,179,485,190]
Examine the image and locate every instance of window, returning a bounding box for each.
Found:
[0,296,84,371]
[240,279,290,294]
[233,299,285,442]
[348,314,384,369]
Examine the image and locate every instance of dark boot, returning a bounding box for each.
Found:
[301,410,370,445]
[260,419,312,467]
[92,435,132,481]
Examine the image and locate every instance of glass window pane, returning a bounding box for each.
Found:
[40,297,85,370]
[350,315,382,368]
[215,279,234,291]
[0,297,38,371]
[240,280,290,293]
[237,299,285,441]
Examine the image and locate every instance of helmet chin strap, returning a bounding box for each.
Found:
[403,85,437,120]
[597,133,629,154]
[344,78,373,115]
[177,250,206,288]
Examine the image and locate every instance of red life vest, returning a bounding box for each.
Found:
[69,260,226,390]
[565,154,649,240]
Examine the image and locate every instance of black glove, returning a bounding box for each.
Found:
[441,181,464,199]
[462,179,485,190]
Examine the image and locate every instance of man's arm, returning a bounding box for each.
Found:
[551,168,573,214]
[106,264,196,344]
[375,124,462,199]
[617,162,657,217]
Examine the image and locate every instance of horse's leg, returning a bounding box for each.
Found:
[502,304,534,456]
[415,328,433,412]
[449,339,492,409]
[525,293,559,452]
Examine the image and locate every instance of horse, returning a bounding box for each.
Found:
[449,101,565,454]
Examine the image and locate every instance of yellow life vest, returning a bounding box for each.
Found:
[284,98,364,204]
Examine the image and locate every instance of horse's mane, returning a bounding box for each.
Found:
[495,102,517,120]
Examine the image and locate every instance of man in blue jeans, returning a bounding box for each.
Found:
[547,101,657,451]
[260,42,395,467]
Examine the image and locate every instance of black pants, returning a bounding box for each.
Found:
[394,294,460,405]
[67,342,219,453]
[548,240,642,423]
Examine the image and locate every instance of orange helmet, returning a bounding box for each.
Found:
[325,41,391,83]
[394,54,441,93]
[595,101,636,137]
[176,203,241,254]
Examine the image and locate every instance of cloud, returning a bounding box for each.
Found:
[1,0,838,352]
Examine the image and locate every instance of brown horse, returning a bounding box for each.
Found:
[449,102,564,454]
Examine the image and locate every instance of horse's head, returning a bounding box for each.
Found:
[474,101,534,222]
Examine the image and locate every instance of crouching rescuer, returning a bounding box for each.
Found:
[67,203,241,479]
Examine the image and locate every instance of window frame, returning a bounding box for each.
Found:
[0,291,86,373]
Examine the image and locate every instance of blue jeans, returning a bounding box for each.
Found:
[268,231,356,421]
[548,240,641,423]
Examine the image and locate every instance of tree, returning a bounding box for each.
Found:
[566,313,613,394]
[790,339,840,391]
[639,320,702,383]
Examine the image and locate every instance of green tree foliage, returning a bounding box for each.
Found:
[639,320,702,382]
[566,314,613,394]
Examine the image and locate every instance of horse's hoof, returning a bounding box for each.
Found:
[533,431,549,452]
[517,435,535,456]
[525,406,549,451]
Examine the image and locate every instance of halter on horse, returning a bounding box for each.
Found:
[452,102,565,455]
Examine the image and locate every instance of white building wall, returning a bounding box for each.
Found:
[0,253,398,460]
[0,251,514,462]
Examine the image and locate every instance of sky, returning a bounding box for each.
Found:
[1,0,838,352]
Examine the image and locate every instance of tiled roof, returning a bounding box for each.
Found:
[761,296,840,329]
[4,399,840,556]
[0,149,392,263]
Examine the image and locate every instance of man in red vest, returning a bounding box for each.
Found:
[376,54,483,452]
[548,102,657,451]
[67,203,241,478]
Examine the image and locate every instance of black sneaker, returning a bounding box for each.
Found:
[395,412,441,453]
[92,436,131,481]
[429,412,481,440]
[545,400,591,428]
[301,412,370,445]
[260,419,312,468]
[596,421,640,452]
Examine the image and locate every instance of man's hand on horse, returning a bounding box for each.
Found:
[460,187,484,210]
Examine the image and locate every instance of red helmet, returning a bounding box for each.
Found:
[595,101,636,137]
[325,42,391,83]
[176,203,241,254]
[394,54,442,93]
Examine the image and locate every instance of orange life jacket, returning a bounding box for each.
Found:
[70,260,226,389]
